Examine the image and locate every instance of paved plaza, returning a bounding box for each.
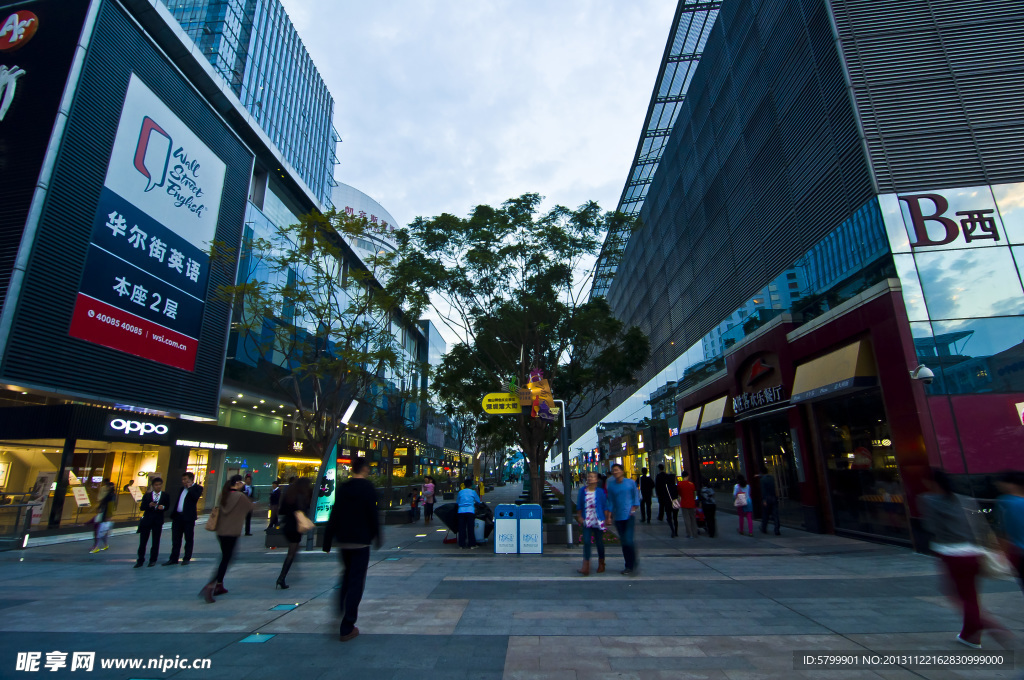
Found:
[0,483,1021,680]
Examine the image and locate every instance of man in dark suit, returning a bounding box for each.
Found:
[638,467,654,524]
[134,477,167,567]
[243,474,255,535]
[324,457,380,642]
[654,464,673,522]
[163,472,202,565]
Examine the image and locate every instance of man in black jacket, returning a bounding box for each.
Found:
[654,464,673,522]
[164,472,203,566]
[323,457,380,642]
[638,467,654,523]
[135,477,166,567]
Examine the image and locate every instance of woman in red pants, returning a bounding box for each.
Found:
[919,469,1007,648]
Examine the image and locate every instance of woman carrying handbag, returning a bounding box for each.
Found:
[200,475,253,603]
[276,477,313,589]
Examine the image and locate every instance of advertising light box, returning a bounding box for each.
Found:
[68,75,227,371]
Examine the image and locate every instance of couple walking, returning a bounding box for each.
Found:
[576,464,640,576]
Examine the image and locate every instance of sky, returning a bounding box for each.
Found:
[280,0,675,231]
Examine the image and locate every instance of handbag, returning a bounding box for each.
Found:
[295,510,314,534]
[957,495,1013,580]
[205,507,219,532]
[734,491,748,508]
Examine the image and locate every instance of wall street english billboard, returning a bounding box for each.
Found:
[0,0,253,416]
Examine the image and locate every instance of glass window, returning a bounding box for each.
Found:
[897,185,1002,252]
[914,247,1024,320]
[892,254,929,321]
[814,389,908,540]
[931,317,1024,394]
[993,182,1024,244]
[695,428,738,507]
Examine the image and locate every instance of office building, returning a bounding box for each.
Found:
[578,0,1024,548]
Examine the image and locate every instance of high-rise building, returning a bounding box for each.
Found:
[579,0,1024,549]
[161,0,340,207]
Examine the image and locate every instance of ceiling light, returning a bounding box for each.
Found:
[260,399,265,403]
[253,406,258,409]
[237,394,244,398]
[231,400,237,404]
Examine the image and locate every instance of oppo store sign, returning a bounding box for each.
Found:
[105,417,171,440]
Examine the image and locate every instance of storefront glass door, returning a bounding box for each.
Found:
[695,429,739,507]
[814,389,909,540]
[751,415,803,528]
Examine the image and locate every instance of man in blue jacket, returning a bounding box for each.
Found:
[606,463,641,575]
[457,479,482,549]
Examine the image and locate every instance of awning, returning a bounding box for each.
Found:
[679,406,702,433]
[699,395,733,428]
[790,339,878,403]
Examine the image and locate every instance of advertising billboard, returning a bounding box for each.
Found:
[0,0,252,416]
[68,74,227,371]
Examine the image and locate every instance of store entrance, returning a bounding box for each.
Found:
[750,415,803,528]
[813,389,909,541]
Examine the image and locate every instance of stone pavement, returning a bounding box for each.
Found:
[0,482,1021,680]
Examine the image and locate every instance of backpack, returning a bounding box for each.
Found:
[701,487,716,505]
[734,490,748,508]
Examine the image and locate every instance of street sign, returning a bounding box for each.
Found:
[482,392,522,414]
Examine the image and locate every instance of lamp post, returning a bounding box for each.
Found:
[554,399,572,547]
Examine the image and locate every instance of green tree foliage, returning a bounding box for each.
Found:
[221,209,426,461]
[394,194,649,501]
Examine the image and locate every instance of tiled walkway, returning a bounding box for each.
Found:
[0,483,1021,679]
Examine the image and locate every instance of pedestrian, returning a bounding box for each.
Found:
[759,468,781,536]
[700,479,717,538]
[456,479,481,549]
[164,472,203,566]
[122,479,135,494]
[654,464,672,522]
[920,468,1008,648]
[242,474,255,536]
[995,470,1024,594]
[407,487,421,523]
[606,463,640,575]
[638,467,654,523]
[199,474,253,603]
[323,457,381,642]
[734,475,753,537]
[268,479,281,530]
[422,476,436,524]
[576,471,611,576]
[134,476,166,568]
[89,480,116,554]
[677,472,698,538]
[276,477,313,589]
[665,473,680,538]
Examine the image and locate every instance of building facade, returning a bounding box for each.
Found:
[579,0,1024,549]
[161,0,340,207]
[0,0,450,536]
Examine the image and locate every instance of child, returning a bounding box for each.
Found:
[407,487,421,523]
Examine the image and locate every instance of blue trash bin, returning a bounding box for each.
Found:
[518,504,543,554]
[494,504,519,554]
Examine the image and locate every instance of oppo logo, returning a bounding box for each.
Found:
[109,418,169,436]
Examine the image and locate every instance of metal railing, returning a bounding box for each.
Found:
[0,504,34,551]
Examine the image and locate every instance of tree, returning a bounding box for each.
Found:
[222,209,426,465]
[394,194,649,502]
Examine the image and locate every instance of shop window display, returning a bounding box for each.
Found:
[695,429,739,507]
[814,390,909,540]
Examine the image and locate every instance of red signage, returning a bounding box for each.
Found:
[68,294,198,371]
[0,11,39,52]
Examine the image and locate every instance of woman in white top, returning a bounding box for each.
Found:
[733,475,753,537]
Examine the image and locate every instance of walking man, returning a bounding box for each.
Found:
[654,464,672,522]
[268,479,281,529]
[700,479,718,538]
[677,472,698,538]
[135,477,166,567]
[164,472,202,566]
[759,468,781,536]
[638,467,654,524]
[323,457,380,642]
[242,474,255,536]
[606,463,640,575]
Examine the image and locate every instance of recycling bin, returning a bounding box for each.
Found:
[518,503,543,554]
[494,504,519,554]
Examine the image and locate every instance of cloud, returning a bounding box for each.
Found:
[279,0,674,227]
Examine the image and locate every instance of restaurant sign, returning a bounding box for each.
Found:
[732,385,787,415]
